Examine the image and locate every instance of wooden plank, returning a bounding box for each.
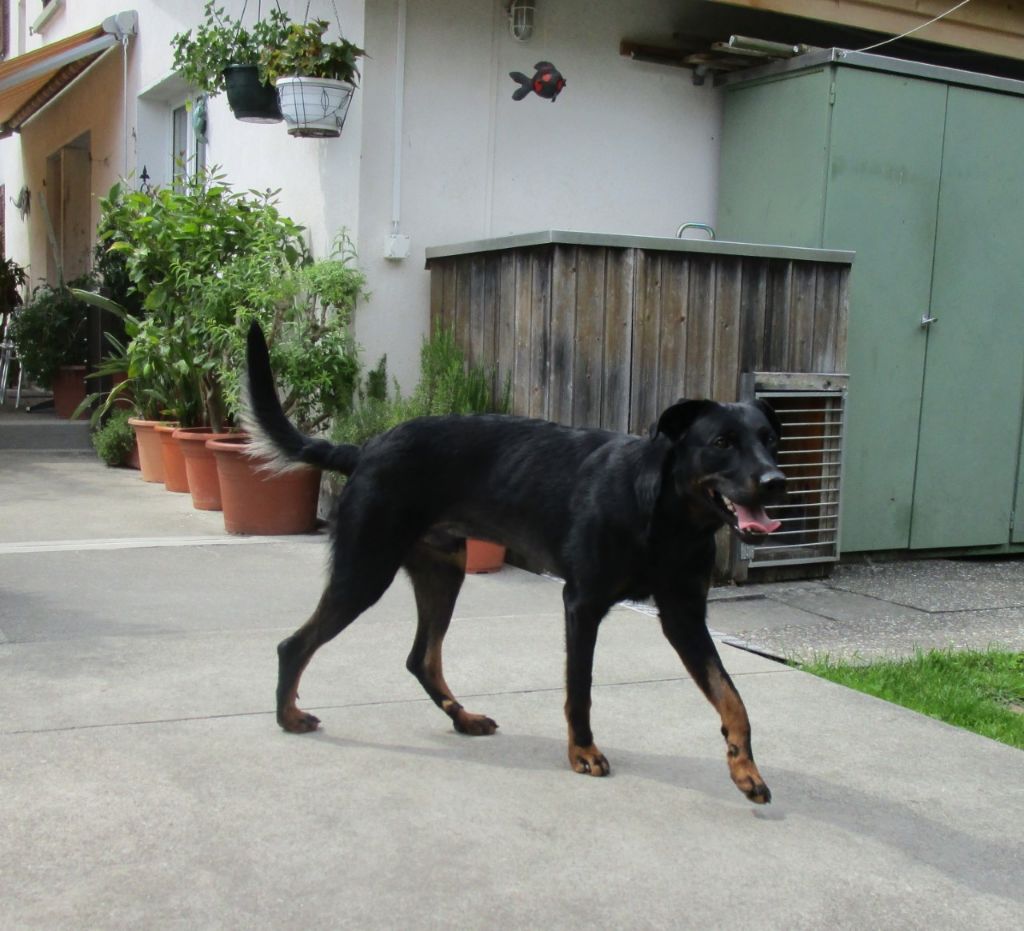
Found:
[467,254,486,367]
[440,259,458,333]
[788,262,818,372]
[549,245,578,425]
[683,255,714,399]
[738,257,769,377]
[812,263,842,373]
[763,260,793,372]
[630,251,662,433]
[657,253,689,408]
[480,254,500,399]
[496,252,516,409]
[454,258,471,353]
[573,247,606,428]
[512,249,534,416]
[428,259,445,332]
[711,256,742,401]
[529,247,553,419]
[834,266,849,372]
[602,248,634,433]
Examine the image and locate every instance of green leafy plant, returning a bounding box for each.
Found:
[411,326,505,417]
[9,276,93,389]
[212,237,369,434]
[171,2,291,95]
[91,408,136,466]
[1,256,27,315]
[96,172,308,429]
[332,325,507,449]
[260,19,365,84]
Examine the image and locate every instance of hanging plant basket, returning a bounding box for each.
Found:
[223,65,283,123]
[275,76,354,138]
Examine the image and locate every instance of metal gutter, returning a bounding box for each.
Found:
[716,47,1024,97]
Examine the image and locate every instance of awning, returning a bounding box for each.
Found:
[0,11,137,138]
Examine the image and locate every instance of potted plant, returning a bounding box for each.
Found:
[90,408,139,468]
[9,277,93,418]
[171,2,290,123]
[1,257,26,317]
[260,19,365,137]
[207,237,368,533]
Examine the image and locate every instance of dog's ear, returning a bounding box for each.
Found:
[652,399,715,442]
[754,398,782,440]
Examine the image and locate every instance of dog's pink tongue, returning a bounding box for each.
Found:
[733,503,782,534]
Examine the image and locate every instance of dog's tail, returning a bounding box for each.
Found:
[243,322,360,475]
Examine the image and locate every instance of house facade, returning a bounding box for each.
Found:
[3,0,1024,557]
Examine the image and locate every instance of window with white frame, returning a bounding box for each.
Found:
[171,98,207,189]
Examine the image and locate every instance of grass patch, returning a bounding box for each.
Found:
[802,648,1024,750]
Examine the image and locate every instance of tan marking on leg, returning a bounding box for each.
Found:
[426,631,498,735]
[710,667,770,804]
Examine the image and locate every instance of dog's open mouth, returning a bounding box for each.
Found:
[706,488,782,539]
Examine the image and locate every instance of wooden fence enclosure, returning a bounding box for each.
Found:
[426,232,852,434]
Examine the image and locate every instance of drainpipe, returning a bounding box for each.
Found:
[384,0,410,260]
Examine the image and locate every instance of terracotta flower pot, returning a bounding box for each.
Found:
[173,427,235,510]
[466,539,506,574]
[127,418,174,483]
[155,423,189,493]
[207,435,321,535]
[52,365,87,419]
[125,441,141,471]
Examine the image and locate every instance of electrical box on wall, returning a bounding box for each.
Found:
[384,234,411,260]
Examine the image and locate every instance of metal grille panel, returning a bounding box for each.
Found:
[743,378,847,568]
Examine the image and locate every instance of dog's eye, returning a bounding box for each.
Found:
[712,435,733,449]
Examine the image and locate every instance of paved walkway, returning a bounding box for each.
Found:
[1,432,1022,929]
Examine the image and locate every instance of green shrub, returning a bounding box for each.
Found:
[331,325,507,449]
[91,409,136,466]
[9,276,94,388]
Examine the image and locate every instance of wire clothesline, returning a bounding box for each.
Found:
[851,0,973,54]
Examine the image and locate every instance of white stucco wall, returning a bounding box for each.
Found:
[2,1,366,282]
[2,0,724,394]
[357,0,723,389]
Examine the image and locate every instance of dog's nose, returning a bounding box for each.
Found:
[758,470,787,500]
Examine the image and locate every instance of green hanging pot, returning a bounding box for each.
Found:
[223,65,282,124]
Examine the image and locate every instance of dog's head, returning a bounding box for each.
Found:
[652,399,786,543]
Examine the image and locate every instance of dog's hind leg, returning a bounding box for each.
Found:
[563,585,612,776]
[656,594,771,804]
[277,538,406,734]
[403,540,498,736]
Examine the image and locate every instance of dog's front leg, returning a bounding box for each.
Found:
[656,596,771,804]
[563,588,610,776]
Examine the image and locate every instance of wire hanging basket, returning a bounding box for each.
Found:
[275,76,354,138]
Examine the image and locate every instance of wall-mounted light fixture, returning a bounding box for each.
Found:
[508,1,535,42]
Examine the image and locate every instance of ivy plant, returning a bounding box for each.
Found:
[171,1,291,95]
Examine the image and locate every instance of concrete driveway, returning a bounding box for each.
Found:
[1,445,1022,928]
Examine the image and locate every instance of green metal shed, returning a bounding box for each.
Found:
[717,49,1024,555]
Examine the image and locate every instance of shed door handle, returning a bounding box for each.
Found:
[921,314,938,327]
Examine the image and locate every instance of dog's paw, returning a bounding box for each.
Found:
[741,779,772,804]
[279,709,321,734]
[454,711,499,736]
[568,744,610,776]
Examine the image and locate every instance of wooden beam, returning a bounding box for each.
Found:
[708,0,1024,61]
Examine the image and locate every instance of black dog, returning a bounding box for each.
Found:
[245,323,786,803]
